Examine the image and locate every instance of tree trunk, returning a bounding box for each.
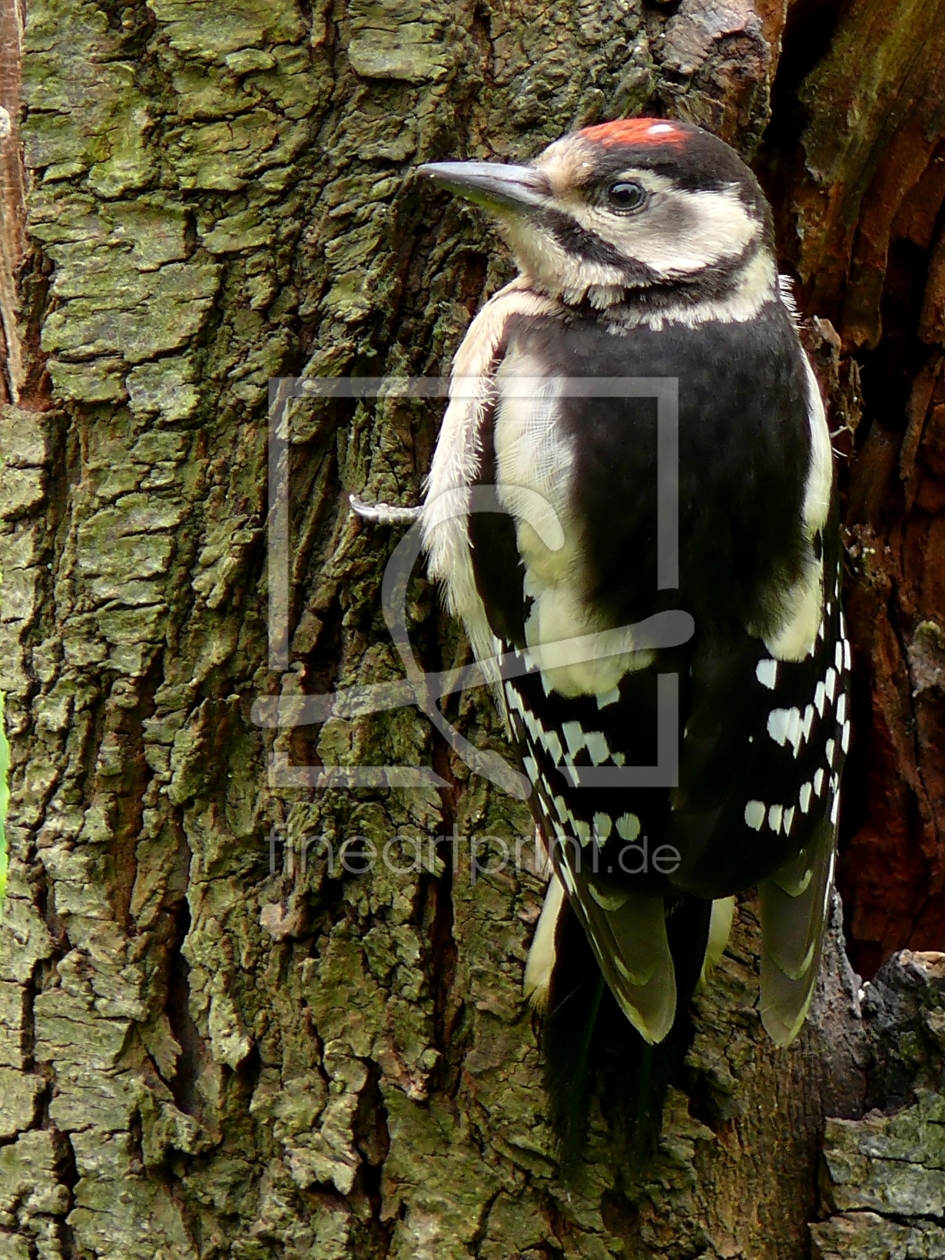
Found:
[0,1,943,1258]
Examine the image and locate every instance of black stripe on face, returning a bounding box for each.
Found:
[540,208,661,287]
[584,240,767,321]
[660,241,761,302]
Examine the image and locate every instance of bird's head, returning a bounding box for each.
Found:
[419,118,778,315]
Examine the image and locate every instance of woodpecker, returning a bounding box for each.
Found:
[416,118,849,1157]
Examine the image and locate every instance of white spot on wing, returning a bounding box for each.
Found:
[799,781,812,813]
[767,706,801,752]
[756,658,778,689]
[593,812,613,841]
[744,800,765,831]
[561,720,586,759]
[787,708,803,755]
[768,804,783,833]
[543,728,563,764]
[585,730,610,765]
[767,708,791,746]
[616,813,641,841]
[826,667,837,703]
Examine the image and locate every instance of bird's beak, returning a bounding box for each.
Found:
[418,161,550,215]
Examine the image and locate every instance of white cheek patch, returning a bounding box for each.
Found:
[500,215,632,308]
[568,174,760,280]
[502,154,774,318]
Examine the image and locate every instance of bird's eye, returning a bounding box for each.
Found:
[606,181,647,213]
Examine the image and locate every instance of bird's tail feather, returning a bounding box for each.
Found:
[542,893,712,1177]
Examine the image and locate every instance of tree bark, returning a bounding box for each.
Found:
[0,1,943,1258]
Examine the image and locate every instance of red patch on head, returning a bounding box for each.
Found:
[579,118,687,148]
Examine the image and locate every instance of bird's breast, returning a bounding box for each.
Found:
[491,303,813,654]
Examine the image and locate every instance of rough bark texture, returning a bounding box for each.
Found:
[813,951,945,1260]
[0,1,943,1258]
[761,0,945,976]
